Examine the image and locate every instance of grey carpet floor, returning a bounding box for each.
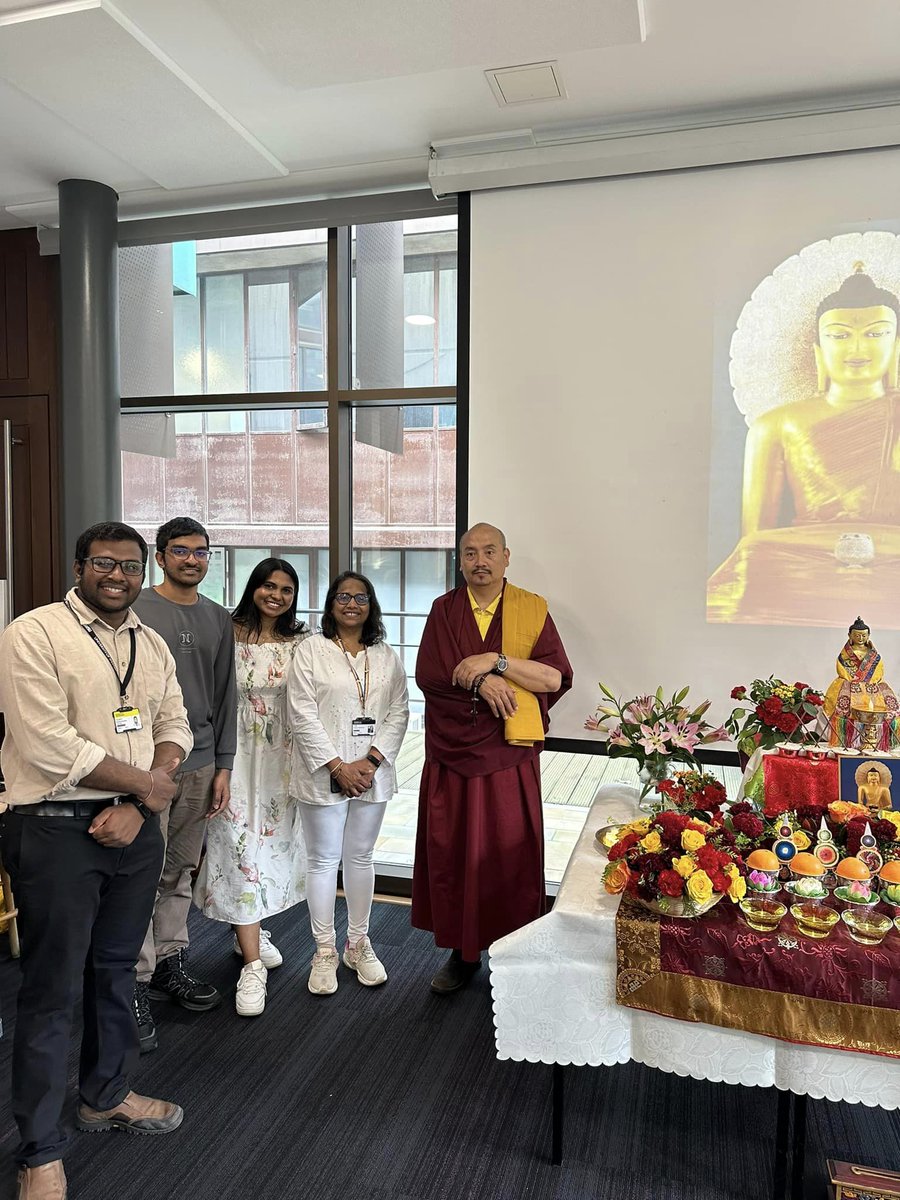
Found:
[0,899,897,1200]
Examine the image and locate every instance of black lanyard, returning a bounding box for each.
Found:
[65,600,137,705]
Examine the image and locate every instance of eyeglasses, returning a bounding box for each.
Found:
[334,592,370,606]
[83,556,145,577]
[167,546,211,561]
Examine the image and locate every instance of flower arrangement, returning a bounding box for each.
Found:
[725,678,825,758]
[585,685,727,797]
[656,771,727,821]
[603,811,747,916]
[828,802,900,859]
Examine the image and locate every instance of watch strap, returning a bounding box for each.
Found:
[126,797,153,821]
[366,753,382,769]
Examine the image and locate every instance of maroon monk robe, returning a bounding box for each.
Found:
[411,582,573,958]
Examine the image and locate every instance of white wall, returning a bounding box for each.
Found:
[469,147,900,740]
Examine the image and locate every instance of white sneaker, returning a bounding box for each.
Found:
[308,947,339,995]
[232,928,283,969]
[235,960,267,1017]
[343,936,387,986]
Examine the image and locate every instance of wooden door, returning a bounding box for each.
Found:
[0,395,55,625]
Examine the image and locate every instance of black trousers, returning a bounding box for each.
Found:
[1,810,164,1167]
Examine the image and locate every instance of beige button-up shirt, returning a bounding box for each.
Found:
[0,588,193,805]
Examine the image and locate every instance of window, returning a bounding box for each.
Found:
[121,207,460,880]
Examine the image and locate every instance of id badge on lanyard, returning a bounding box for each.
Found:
[66,601,142,735]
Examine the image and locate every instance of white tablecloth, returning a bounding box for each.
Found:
[489,783,900,1107]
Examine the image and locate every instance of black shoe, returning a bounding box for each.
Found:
[149,949,221,1011]
[133,981,158,1054]
[430,950,482,995]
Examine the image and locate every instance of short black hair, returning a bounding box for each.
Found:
[320,572,385,646]
[155,517,209,554]
[75,522,148,567]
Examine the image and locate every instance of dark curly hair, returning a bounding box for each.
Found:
[319,572,385,646]
[155,517,209,554]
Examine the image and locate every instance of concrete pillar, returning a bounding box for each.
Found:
[58,178,120,567]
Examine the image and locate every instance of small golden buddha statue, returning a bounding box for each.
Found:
[708,265,900,626]
[823,617,900,751]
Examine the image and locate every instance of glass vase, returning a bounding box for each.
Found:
[637,759,671,812]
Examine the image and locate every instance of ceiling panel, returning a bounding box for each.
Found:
[0,4,286,190]
[208,0,645,89]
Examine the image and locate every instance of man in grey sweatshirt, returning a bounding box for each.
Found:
[132,517,237,1052]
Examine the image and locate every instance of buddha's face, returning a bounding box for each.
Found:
[867,769,881,786]
[818,305,898,386]
[850,627,870,646]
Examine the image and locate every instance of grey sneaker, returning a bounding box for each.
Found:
[308,946,339,995]
[343,936,387,986]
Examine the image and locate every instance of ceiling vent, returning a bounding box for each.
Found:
[486,61,565,107]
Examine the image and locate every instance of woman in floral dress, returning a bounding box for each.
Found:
[194,557,310,1017]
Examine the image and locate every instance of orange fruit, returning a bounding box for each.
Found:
[836,857,871,881]
[747,849,779,872]
[878,860,900,885]
[791,852,825,877]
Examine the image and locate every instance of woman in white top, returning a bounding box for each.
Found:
[287,572,409,996]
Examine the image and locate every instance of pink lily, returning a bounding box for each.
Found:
[665,721,700,752]
[638,722,670,755]
[607,725,631,747]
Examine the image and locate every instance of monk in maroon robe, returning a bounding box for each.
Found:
[411,523,572,993]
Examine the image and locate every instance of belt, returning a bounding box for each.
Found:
[8,797,133,819]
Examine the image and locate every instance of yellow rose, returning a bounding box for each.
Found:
[792,830,811,851]
[673,855,696,878]
[727,874,747,903]
[681,828,706,853]
[628,819,651,835]
[604,860,631,895]
[640,831,663,853]
[686,870,713,905]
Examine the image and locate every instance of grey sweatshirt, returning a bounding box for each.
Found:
[133,588,237,774]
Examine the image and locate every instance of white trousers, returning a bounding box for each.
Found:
[298,799,387,949]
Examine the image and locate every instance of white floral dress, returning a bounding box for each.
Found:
[194,638,307,924]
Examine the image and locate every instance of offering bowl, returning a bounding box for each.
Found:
[790,902,839,940]
[841,908,893,946]
[739,896,787,933]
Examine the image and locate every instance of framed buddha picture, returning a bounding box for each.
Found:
[838,756,900,813]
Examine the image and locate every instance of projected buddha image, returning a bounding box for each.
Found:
[707,231,900,628]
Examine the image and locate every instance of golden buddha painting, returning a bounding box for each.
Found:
[707,231,900,628]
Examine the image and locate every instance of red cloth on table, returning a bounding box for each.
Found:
[410,582,572,958]
[762,751,839,817]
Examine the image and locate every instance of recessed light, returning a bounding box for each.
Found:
[405,314,436,326]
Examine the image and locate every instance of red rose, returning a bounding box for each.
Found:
[874,819,898,843]
[731,686,747,700]
[655,811,691,846]
[730,801,752,816]
[700,783,726,809]
[696,844,721,873]
[709,870,730,893]
[808,694,824,707]
[608,831,640,861]
[776,712,800,734]
[794,682,809,691]
[732,812,764,839]
[658,870,684,898]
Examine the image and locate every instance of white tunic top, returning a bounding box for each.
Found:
[287,635,410,806]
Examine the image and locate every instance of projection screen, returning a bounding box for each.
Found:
[468,148,900,741]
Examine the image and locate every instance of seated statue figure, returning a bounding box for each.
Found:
[858,764,892,812]
[823,617,900,751]
[708,267,900,627]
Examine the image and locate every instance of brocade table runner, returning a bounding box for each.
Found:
[616,896,900,1058]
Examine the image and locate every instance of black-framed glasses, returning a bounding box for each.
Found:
[83,556,145,577]
[167,546,211,561]
[334,592,370,606]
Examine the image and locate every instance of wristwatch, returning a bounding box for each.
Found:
[126,797,153,821]
[493,654,509,675]
[366,753,382,770]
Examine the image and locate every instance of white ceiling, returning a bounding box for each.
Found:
[2,0,900,229]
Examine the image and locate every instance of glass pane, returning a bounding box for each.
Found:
[249,409,292,432]
[351,404,456,872]
[120,231,328,397]
[122,406,328,609]
[352,216,457,390]
[249,277,291,391]
[204,274,245,393]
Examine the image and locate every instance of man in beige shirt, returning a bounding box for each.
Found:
[0,521,194,1200]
